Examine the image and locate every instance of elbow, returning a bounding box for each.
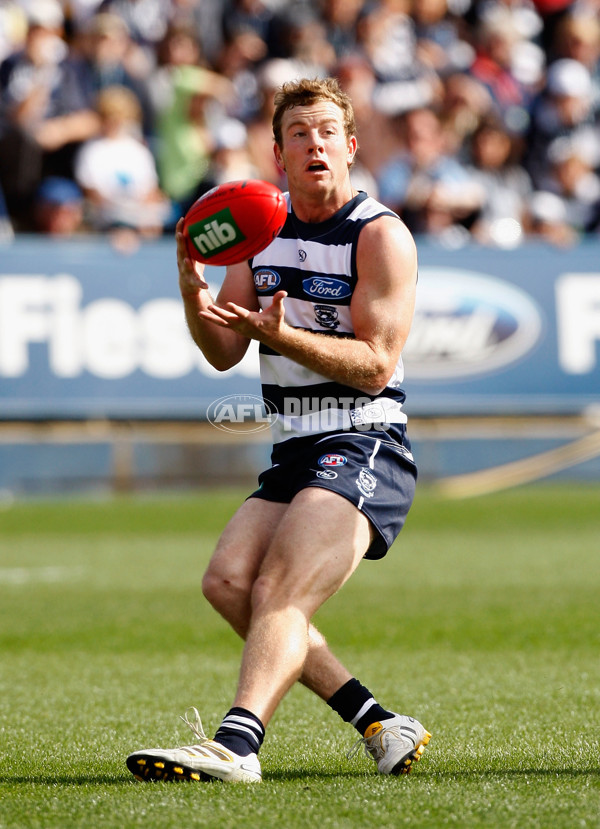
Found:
[359,366,395,396]
[361,381,388,396]
[207,356,238,372]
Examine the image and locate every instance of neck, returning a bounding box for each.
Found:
[292,186,357,223]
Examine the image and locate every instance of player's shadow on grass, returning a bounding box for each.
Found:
[2,768,597,786]
[267,767,600,783]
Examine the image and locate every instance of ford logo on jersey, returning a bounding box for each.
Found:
[318,453,347,467]
[303,277,351,299]
[254,269,281,291]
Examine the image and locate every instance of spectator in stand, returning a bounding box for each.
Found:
[551,11,600,111]
[74,85,171,248]
[0,2,28,63]
[354,1,443,123]
[335,54,400,180]
[147,20,206,124]
[273,4,336,77]
[183,0,225,68]
[376,107,485,236]
[358,0,417,83]
[525,57,599,186]
[220,0,276,49]
[467,115,533,246]
[33,175,85,236]
[96,0,174,73]
[437,71,494,155]
[197,117,260,195]
[469,7,538,134]
[412,0,475,77]
[212,27,267,122]
[0,0,599,243]
[63,13,154,138]
[540,133,600,232]
[0,0,100,227]
[524,188,578,245]
[154,64,234,213]
[470,0,544,49]
[320,0,367,60]
[246,58,303,188]
[63,0,105,33]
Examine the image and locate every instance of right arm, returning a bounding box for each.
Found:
[176,218,259,371]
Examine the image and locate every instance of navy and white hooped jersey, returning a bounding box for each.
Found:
[251,191,409,445]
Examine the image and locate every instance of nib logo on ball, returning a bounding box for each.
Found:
[189,207,246,259]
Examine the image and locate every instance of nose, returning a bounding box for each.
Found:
[307,130,324,153]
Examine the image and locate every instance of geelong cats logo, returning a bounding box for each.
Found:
[314,304,339,329]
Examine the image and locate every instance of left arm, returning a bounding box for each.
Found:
[198,215,418,395]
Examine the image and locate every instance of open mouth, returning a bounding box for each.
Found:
[307,161,328,172]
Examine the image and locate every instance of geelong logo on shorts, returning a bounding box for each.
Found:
[254,269,281,291]
[356,468,377,498]
[188,208,246,258]
[318,453,347,467]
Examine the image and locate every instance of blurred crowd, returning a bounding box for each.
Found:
[0,0,599,250]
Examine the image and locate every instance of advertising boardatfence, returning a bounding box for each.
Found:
[0,236,599,420]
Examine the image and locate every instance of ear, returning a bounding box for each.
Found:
[347,135,358,166]
[273,141,285,172]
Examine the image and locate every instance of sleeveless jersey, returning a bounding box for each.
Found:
[251,191,409,445]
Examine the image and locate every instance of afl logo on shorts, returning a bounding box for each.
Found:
[318,453,347,467]
[254,269,281,291]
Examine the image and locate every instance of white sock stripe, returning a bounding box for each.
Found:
[221,714,264,735]
[350,697,376,727]
[222,723,261,741]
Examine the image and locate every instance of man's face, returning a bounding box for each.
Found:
[274,100,357,199]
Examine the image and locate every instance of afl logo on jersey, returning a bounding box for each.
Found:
[254,269,281,291]
[318,453,347,467]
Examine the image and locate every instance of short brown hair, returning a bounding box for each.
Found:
[272,77,357,148]
[96,85,141,125]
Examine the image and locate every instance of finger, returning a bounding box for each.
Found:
[176,228,209,289]
[192,260,209,287]
[207,303,243,322]
[272,290,288,311]
[198,310,230,327]
[222,301,250,319]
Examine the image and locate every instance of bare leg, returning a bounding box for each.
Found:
[204,488,372,725]
[202,496,358,705]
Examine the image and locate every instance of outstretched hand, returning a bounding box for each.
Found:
[198,290,288,344]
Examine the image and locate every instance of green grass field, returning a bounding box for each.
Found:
[0,484,598,828]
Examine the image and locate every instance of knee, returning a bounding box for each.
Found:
[250,572,285,614]
[202,559,251,613]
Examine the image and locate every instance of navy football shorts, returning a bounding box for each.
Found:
[248,425,417,560]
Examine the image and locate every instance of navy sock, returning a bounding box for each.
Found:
[327,678,395,736]
[213,707,265,757]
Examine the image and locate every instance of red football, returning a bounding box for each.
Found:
[183,180,287,266]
